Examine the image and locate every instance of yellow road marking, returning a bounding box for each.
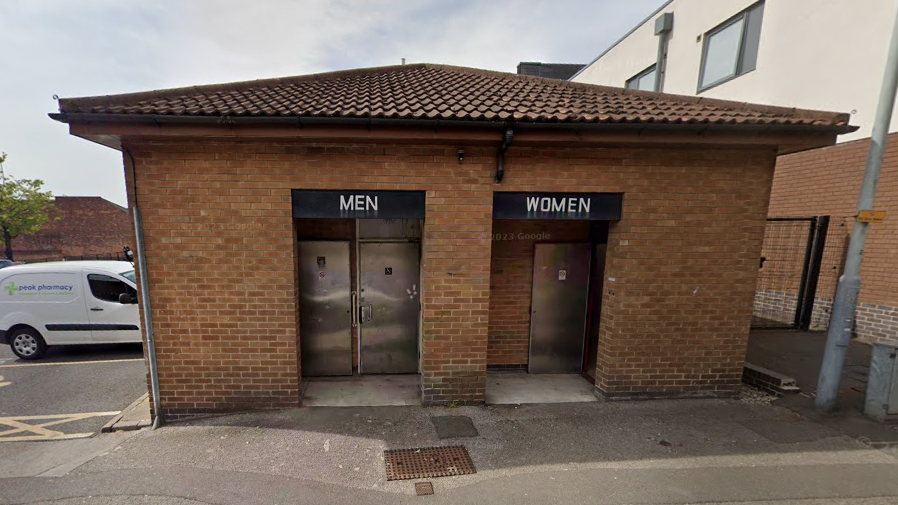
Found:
[0,433,96,442]
[0,373,9,387]
[0,411,120,442]
[0,358,143,368]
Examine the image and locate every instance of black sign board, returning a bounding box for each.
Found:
[292,190,426,219]
[493,192,623,220]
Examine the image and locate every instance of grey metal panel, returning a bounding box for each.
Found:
[297,241,353,376]
[529,243,591,374]
[360,242,420,374]
[358,219,422,239]
[864,342,898,421]
[585,244,607,379]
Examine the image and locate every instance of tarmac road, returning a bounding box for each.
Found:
[0,342,147,441]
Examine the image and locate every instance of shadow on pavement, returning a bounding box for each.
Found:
[157,397,896,474]
[0,343,144,364]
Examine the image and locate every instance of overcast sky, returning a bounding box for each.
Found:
[1,0,665,206]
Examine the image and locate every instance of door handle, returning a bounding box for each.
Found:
[351,291,358,327]
[90,307,104,312]
[366,303,373,322]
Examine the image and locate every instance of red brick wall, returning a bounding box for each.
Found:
[11,196,132,261]
[123,140,774,416]
[487,220,590,366]
[771,134,898,341]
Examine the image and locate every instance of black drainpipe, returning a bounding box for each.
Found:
[495,126,514,183]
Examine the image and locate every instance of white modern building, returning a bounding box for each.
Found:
[572,0,898,141]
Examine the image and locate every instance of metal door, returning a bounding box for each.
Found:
[297,241,352,376]
[359,242,420,374]
[529,243,591,374]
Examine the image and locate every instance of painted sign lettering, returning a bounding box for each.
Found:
[525,197,591,214]
[493,192,623,221]
[339,195,379,211]
[292,190,425,219]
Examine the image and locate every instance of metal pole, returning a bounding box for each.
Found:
[815,6,898,412]
[134,206,163,428]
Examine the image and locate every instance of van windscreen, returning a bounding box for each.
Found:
[120,270,136,283]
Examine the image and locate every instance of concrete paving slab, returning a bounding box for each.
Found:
[485,373,597,404]
[302,375,420,406]
[102,393,150,433]
[430,415,478,439]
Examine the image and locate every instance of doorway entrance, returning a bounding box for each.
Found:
[529,243,591,374]
[296,217,422,378]
[358,242,420,374]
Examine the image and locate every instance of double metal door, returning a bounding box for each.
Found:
[529,243,591,374]
[359,242,420,374]
[297,241,353,376]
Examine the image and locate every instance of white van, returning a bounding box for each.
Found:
[0,261,141,359]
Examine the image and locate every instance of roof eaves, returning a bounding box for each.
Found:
[49,111,857,135]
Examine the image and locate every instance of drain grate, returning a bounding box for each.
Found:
[384,446,476,481]
[414,482,435,495]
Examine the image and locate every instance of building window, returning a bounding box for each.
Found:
[698,1,764,91]
[626,65,657,92]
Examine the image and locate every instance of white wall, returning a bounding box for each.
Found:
[572,0,898,141]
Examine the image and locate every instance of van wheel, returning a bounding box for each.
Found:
[10,328,47,360]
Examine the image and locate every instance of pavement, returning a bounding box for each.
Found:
[746,329,871,394]
[746,329,898,452]
[3,389,898,504]
[0,342,147,441]
[3,331,898,503]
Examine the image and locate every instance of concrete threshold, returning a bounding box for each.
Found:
[302,374,420,407]
[101,393,151,432]
[486,372,598,404]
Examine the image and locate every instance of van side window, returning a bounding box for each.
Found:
[87,274,136,303]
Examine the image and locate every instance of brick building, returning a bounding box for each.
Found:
[767,134,898,342]
[51,64,853,418]
[11,196,132,262]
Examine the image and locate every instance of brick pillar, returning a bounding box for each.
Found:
[420,186,494,405]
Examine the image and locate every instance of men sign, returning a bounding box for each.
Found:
[292,190,425,219]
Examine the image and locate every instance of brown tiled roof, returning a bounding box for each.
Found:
[56,64,852,130]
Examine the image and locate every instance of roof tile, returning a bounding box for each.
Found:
[57,64,853,131]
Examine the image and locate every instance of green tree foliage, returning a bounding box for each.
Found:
[0,152,55,260]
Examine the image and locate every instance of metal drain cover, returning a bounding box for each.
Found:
[384,446,476,481]
[415,482,435,495]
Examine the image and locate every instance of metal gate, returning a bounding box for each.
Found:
[752,216,830,330]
